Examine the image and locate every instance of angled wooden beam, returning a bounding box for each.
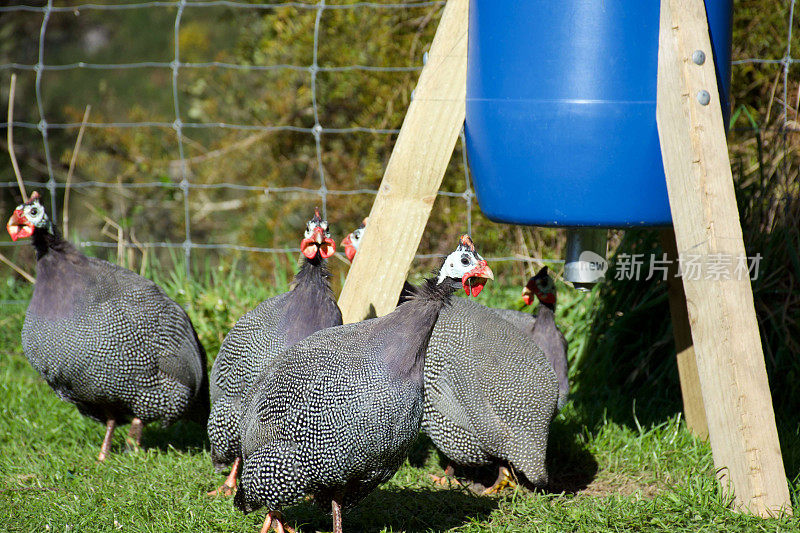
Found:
[660,229,708,440]
[657,0,790,516]
[337,0,468,323]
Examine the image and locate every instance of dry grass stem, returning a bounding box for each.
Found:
[63,105,92,237]
[7,74,26,202]
[83,201,133,268]
[765,68,781,124]
[0,252,35,284]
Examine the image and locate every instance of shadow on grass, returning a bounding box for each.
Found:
[407,433,436,469]
[546,417,599,494]
[571,218,800,490]
[140,419,209,453]
[409,420,599,495]
[280,486,498,533]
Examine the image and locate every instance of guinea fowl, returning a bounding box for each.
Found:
[234,235,493,533]
[522,266,570,411]
[342,224,563,494]
[207,208,341,496]
[7,192,208,461]
[339,217,366,263]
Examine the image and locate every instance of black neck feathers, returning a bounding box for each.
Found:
[282,255,341,348]
[292,255,332,297]
[31,225,75,261]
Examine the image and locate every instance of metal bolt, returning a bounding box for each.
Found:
[696,90,711,105]
[692,50,706,65]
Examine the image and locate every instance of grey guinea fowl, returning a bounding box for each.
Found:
[234,235,494,533]
[206,208,342,497]
[343,222,560,387]
[6,192,208,461]
[420,294,560,494]
[343,223,565,492]
[522,266,570,411]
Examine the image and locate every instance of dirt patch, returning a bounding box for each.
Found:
[576,472,661,499]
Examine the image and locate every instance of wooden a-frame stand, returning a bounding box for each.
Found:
[338,0,792,517]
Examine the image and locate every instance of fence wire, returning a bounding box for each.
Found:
[0,0,797,278]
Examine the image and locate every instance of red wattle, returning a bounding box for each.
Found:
[463,279,485,297]
[300,237,317,259]
[318,238,335,258]
[470,282,484,297]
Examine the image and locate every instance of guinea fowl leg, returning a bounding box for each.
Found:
[259,511,295,533]
[429,463,456,486]
[207,457,240,497]
[331,497,343,533]
[126,417,144,450]
[97,418,116,462]
[482,465,517,495]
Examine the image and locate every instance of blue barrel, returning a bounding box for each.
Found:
[465,1,732,227]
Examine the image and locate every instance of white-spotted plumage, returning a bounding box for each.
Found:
[344,221,562,486]
[420,298,559,486]
[207,211,341,471]
[234,235,492,532]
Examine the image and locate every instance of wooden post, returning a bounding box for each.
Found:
[660,229,708,440]
[337,0,468,323]
[657,0,791,516]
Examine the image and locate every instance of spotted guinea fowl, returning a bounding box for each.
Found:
[342,224,562,494]
[207,208,341,496]
[340,217,366,263]
[234,235,493,533]
[420,294,560,493]
[522,266,570,411]
[6,192,208,461]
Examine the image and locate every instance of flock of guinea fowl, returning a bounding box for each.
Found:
[6,191,567,533]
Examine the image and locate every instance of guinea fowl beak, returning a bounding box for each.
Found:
[341,234,355,263]
[462,260,494,297]
[521,285,534,306]
[7,210,33,241]
[313,226,325,245]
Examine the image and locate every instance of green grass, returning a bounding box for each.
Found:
[0,267,797,532]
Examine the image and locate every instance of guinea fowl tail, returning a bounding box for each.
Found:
[234,443,307,514]
[232,478,253,513]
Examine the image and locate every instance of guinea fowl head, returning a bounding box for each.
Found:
[436,234,494,297]
[522,266,556,307]
[341,217,367,263]
[7,191,52,241]
[299,208,335,260]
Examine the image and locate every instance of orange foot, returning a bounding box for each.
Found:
[430,464,457,487]
[482,466,517,496]
[260,511,296,533]
[207,457,239,497]
[207,483,235,497]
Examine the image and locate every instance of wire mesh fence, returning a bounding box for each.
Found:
[0,0,797,287]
